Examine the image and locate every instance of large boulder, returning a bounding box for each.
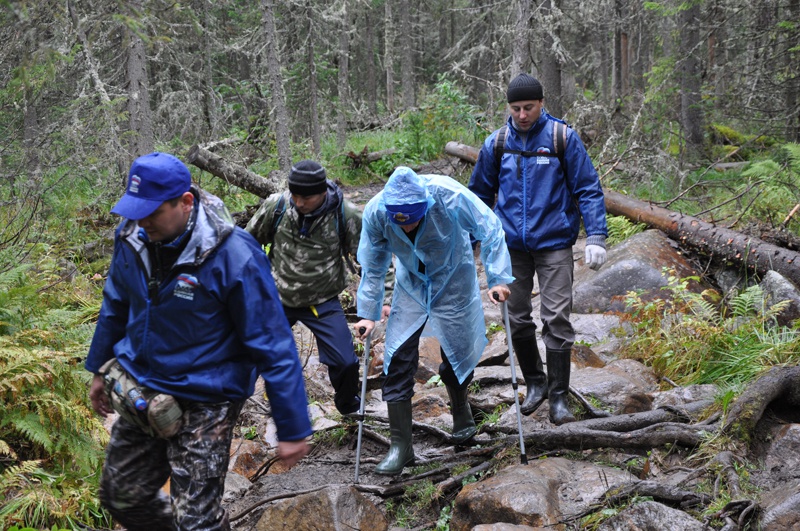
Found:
[573,230,705,314]
[254,486,388,531]
[596,500,707,530]
[450,458,630,531]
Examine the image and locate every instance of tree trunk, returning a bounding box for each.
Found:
[261,0,292,171]
[510,0,533,77]
[384,0,395,113]
[444,141,800,287]
[336,0,351,150]
[399,0,415,109]
[125,0,154,163]
[679,0,704,161]
[604,189,800,287]
[539,0,563,118]
[202,0,218,139]
[364,7,378,117]
[306,4,321,157]
[186,145,284,199]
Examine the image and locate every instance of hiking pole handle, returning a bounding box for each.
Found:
[354,327,371,483]
[493,292,528,465]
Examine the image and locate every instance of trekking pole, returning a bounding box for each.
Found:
[493,293,528,465]
[354,326,371,483]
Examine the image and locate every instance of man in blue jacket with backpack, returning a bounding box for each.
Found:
[86,152,312,530]
[469,73,608,425]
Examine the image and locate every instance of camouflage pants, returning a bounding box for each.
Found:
[99,400,244,531]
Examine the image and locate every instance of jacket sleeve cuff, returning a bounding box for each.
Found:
[586,235,606,249]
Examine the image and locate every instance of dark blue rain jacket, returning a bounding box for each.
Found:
[85,186,312,442]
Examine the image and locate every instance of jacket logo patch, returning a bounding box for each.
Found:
[174,274,199,301]
[536,147,551,165]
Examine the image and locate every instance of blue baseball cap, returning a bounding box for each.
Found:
[386,201,428,225]
[111,152,192,220]
[384,166,431,225]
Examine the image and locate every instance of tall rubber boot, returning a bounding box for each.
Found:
[546,348,576,425]
[375,400,415,475]
[333,363,360,416]
[445,385,477,444]
[514,337,548,415]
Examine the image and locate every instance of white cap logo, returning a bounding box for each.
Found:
[130,175,142,194]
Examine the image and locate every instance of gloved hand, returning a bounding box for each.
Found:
[585,244,607,271]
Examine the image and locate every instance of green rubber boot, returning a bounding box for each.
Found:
[446,384,477,444]
[547,348,576,425]
[375,400,415,475]
[514,337,548,415]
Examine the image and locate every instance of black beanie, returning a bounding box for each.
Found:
[506,73,544,103]
[288,160,327,196]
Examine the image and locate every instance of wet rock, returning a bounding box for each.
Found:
[223,472,252,503]
[451,458,631,531]
[229,439,271,479]
[573,229,705,314]
[254,485,388,531]
[760,480,800,531]
[596,500,707,530]
[651,384,718,409]
[764,424,800,484]
[760,270,800,327]
[572,359,658,415]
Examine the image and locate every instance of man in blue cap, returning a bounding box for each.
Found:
[85,152,312,530]
[354,166,514,475]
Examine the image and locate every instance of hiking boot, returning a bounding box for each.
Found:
[445,384,477,444]
[514,336,547,415]
[375,400,415,475]
[546,348,576,425]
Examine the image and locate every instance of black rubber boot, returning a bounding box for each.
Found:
[546,348,576,425]
[445,385,477,444]
[375,400,415,475]
[513,337,548,415]
[333,363,360,416]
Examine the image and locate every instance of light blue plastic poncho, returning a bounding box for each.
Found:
[357,167,514,384]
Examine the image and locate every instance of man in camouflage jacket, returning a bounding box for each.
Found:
[247,160,388,415]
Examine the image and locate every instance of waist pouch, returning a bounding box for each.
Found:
[99,358,185,438]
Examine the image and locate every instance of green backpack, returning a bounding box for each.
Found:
[268,192,356,273]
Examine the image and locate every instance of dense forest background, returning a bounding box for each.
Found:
[1,0,799,529]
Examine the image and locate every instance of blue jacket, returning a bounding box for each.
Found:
[85,187,312,442]
[469,113,607,252]
[357,171,514,384]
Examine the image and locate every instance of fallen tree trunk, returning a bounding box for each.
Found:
[345,146,397,167]
[185,145,285,199]
[604,189,800,287]
[444,141,800,287]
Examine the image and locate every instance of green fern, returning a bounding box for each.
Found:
[619,271,800,387]
[606,215,648,246]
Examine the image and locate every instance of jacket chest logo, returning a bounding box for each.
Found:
[174,274,199,301]
[535,147,551,165]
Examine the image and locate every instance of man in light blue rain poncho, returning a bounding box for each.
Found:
[354,167,513,475]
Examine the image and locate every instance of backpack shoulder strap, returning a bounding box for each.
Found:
[267,192,288,252]
[336,200,357,274]
[493,125,508,169]
[553,121,567,160]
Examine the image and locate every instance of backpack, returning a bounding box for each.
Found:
[493,119,568,170]
[268,192,357,274]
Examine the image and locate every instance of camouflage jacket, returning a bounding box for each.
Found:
[246,182,363,308]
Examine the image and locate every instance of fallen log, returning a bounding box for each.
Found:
[444,140,800,287]
[604,189,800,288]
[185,144,285,199]
[345,146,397,168]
